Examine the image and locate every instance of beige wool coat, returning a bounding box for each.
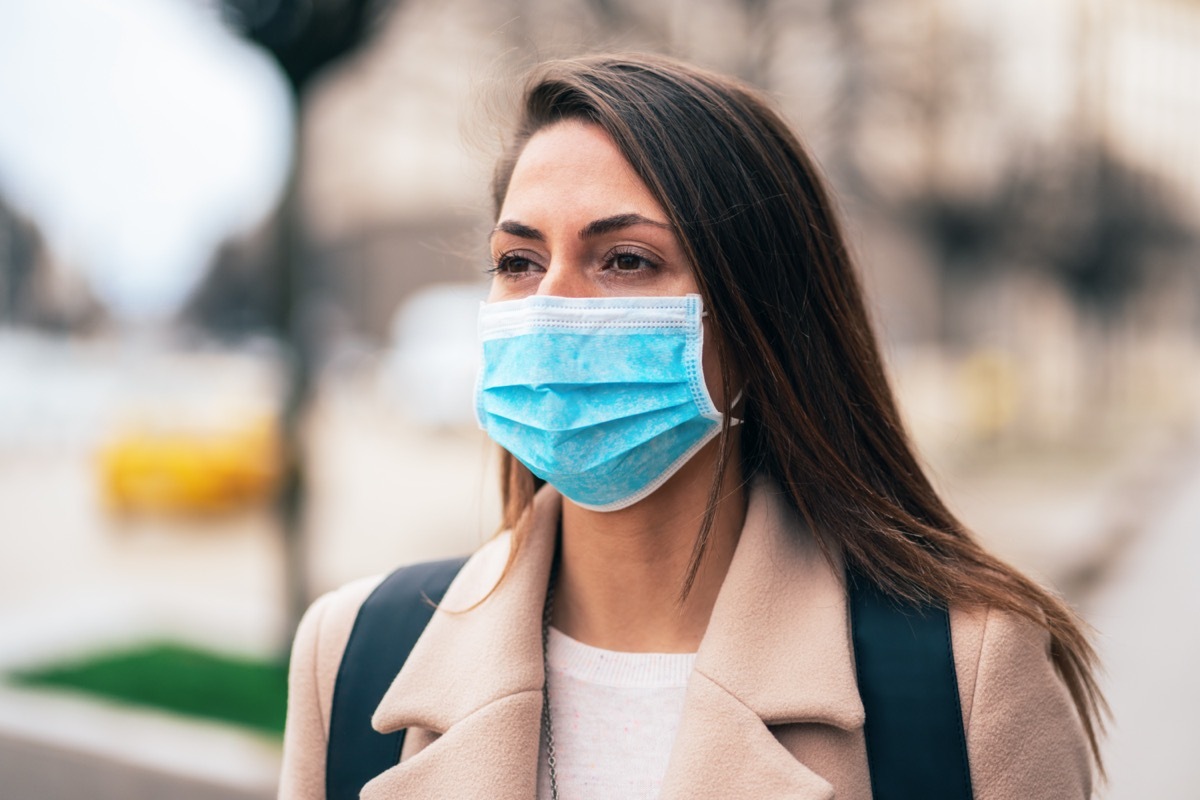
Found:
[279,480,1093,799]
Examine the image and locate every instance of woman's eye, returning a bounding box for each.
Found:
[607,251,658,272]
[489,254,539,276]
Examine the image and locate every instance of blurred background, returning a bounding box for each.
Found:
[0,0,1196,797]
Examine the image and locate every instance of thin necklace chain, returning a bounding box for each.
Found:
[541,565,560,800]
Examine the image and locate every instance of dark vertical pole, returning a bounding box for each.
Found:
[221,0,396,651]
[274,129,312,644]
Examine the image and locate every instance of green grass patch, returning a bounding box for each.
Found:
[9,642,288,737]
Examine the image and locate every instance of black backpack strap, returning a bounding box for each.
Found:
[326,556,468,800]
[848,569,974,800]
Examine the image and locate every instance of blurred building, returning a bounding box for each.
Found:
[213,0,1189,448]
[278,0,1197,341]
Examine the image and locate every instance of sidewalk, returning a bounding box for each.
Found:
[930,426,1197,602]
[0,685,277,800]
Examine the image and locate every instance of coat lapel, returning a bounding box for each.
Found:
[363,478,863,798]
[659,673,837,799]
[659,478,863,799]
[363,487,561,799]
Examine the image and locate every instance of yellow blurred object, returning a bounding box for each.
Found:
[99,417,280,515]
[959,349,1020,440]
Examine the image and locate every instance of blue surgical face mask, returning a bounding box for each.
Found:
[474,293,738,511]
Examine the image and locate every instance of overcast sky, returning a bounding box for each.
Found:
[0,0,292,320]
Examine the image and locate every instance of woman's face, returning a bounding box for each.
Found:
[488,120,699,302]
[488,120,736,413]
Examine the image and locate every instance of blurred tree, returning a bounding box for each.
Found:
[506,0,670,57]
[824,0,872,197]
[579,0,667,43]
[729,0,778,87]
[1013,143,1195,324]
[0,197,40,324]
[905,186,1010,342]
[907,141,1195,334]
[902,135,1197,435]
[220,0,400,645]
[222,0,392,91]
[183,225,280,338]
[1016,142,1197,418]
[0,198,102,331]
[819,0,1196,338]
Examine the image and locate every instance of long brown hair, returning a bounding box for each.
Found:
[489,53,1106,768]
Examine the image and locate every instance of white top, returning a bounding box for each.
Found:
[536,626,697,800]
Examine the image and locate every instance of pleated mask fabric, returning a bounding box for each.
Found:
[474,294,727,511]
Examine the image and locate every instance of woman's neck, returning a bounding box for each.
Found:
[552,440,746,653]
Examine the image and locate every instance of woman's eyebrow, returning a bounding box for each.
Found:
[491,220,544,241]
[579,213,671,239]
[490,214,671,243]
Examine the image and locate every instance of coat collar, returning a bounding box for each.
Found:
[692,478,864,730]
[364,478,861,799]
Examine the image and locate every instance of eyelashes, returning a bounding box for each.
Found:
[485,246,662,278]
[484,253,536,276]
[606,247,661,272]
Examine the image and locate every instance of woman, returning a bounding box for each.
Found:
[280,54,1104,799]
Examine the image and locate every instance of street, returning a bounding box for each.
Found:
[1086,441,1200,798]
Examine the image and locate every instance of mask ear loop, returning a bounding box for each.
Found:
[701,308,745,426]
[726,390,745,426]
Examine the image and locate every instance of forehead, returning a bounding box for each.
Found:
[499,120,667,223]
